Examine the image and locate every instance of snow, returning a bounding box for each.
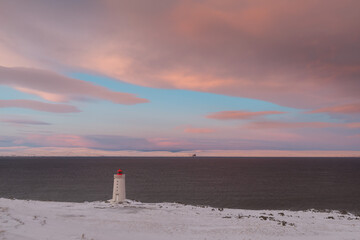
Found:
[1,198,359,240]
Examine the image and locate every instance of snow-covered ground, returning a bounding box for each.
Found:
[0,198,359,240]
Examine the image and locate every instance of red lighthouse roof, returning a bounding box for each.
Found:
[117,169,123,175]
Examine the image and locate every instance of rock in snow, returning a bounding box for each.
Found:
[0,198,359,240]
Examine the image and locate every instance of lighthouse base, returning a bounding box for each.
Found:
[112,174,126,203]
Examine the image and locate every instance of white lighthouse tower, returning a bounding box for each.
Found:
[112,169,126,203]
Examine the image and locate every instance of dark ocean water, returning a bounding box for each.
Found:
[0,157,360,213]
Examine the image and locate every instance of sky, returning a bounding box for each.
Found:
[0,0,359,156]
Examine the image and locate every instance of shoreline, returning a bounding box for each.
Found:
[1,198,359,240]
[4,197,360,215]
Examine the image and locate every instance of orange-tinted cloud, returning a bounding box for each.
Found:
[1,1,360,108]
[0,99,80,113]
[184,126,215,134]
[207,110,285,120]
[24,134,91,148]
[0,66,149,105]
[148,138,188,148]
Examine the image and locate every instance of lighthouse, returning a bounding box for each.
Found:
[112,169,126,203]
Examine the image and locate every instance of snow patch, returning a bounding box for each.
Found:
[0,198,359,240]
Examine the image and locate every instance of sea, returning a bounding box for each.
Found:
[1,157,360,213]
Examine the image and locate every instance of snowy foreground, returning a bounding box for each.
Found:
[1,198,359,240]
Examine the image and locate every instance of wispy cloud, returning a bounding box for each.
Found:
[310,103,360,114]
[0,118,51,125]
[246,121,336,129]
[0,99,80,113]
[1,130,359,153]
[206,110,285,120]
[0,147,359,157]
[0,134,155,151]
[183,126,215,134]
[245,121,360,129]
[345,122,360,129]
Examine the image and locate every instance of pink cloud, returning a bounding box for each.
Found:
[5,134,156,151]
[245,121,346,129]
[206,110,285,120]
[1,131,359,153]
[346,122,360,129]
[246,121,336,129]
[310,103,360,114]
[13,87,69,102]
[0,99,80,113]
[242,120,360,130]
[24,134,91,148]
[0,66,149,105]
[1,1,360,108]
[148,138,188,148]
[2,134,188,151]
[184,126,215,134]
